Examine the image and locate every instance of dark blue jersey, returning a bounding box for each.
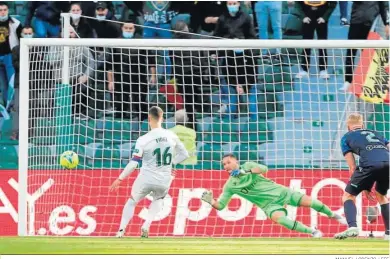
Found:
[341,129,389,167]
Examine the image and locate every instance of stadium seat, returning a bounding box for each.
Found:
[140,120,149,133]
[50,144,80,156]
[239,120,270,144]
[368,104,390,140]
[201,161,223,170]
[234,144,259,161]
[74,120,99,144]
[141,118,176,134]
[31,118,56,145]
[203,132,239,144]
[163,116,176,129]
[264,66,293,92]
[198,143,223,161]
[211,119,232,133]
[93,159,122,169]
[0,145,18,164]
[118,142,136,159]
[0,162,18,169]
[94,143,121,159]
[0,117,13,140]
[197,117,213,132]
[222,142,239,154]
[95,118,139,132]
[99,130,132,144]
[29,145,53,157]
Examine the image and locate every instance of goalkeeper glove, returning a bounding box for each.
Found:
[230,169,248,177]
[201,191,213,205]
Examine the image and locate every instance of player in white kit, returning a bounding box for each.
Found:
[110,106,189,238]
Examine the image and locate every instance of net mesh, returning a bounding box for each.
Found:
[23,22,389,237]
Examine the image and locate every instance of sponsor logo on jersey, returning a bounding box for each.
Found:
[240,178,258,194]
[366,144,387,151]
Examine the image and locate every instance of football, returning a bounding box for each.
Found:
[60,151,79,169]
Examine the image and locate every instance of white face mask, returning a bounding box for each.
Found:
[22,33,34,38]
[71,13,81,20]
[96,15,106,21]
[0,15,8,22]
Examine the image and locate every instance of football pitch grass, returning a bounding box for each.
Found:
[0,237,388,254]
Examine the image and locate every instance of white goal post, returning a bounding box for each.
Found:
[18,38,390,237]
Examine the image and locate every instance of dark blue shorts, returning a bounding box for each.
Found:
[345,162,389,196]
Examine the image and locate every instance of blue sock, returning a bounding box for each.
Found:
[380,203,389,235]
[344,200,357,228]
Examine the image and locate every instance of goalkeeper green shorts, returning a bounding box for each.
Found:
[262,190,304,218]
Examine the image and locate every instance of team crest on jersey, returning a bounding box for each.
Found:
[304,1,326,7]
[150,1,169,11]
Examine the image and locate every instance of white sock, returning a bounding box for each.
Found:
[141,199,163,231]
[119,198,137,231]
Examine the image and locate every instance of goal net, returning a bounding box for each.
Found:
[18,34,389,237]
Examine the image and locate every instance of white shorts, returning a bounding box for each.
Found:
[131,175,171,202]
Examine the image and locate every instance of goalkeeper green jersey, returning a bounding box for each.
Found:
[217,162,289,210]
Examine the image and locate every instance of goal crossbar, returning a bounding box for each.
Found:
[20,38,390,49]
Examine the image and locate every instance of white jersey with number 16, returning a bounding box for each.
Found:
[132,127,188,184]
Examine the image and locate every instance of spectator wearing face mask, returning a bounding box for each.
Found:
[12,27,52,133]
[20,26,33,39]
[0,2,21,111]
[70,2,96,38]
[90,2,120,39]
[212,1,257,120]
[13,27,68,131]
[106,19,157,120]
[24,1,70,38]
[11,27,33,89]
[214,1,256,39]
[120,19,139,40]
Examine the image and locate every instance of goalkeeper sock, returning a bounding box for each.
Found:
[310,199,333,217]
[119,198,137,231]
[277,216,312,234]
[141,199,164,231]
[344,200,357,227]
[380,203,390,235]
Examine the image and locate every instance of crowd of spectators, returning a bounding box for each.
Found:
[0,1,389,138]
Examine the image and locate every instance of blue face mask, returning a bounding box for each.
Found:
[22,34,33,38]
[122,31,134,39]
[227,5,239,15]
[96,15,106,21]
[0,15,8,22]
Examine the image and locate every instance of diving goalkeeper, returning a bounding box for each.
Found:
[201,154,347,237]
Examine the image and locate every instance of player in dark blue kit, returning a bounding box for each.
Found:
[335,113,389,240]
